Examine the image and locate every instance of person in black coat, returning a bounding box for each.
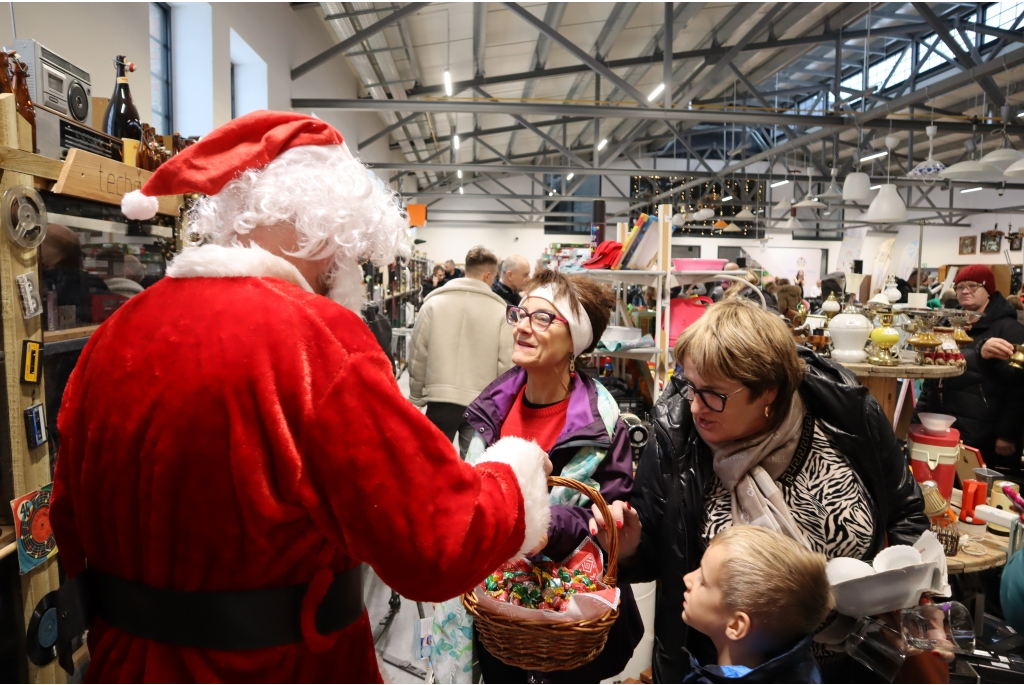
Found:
[918,264,1024,473]
[587,300,927,683]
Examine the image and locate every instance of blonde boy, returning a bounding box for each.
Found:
[682,526,834,683]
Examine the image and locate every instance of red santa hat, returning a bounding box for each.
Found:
[120,110,347,221]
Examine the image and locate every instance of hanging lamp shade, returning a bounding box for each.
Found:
[817,167,843,201]
[907,124,946,179]
[793,196,827,209]
[713,219,728,229]
[1004,156,1024,177]
[940,159,1002,181]
[843,172,872,202]
[734,207,756,221]
[981,146,1024,171]
[773,197,792,214]
[864,184,907,223]
[724,222,742,233]
[694,208,715,221]
[782,215,804,230]
[907,157,946,179]
[671,211,687,226]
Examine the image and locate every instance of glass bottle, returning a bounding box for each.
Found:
[102,56,142,165]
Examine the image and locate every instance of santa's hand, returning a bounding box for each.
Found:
[588,500,641,561]
[475,437,552,558]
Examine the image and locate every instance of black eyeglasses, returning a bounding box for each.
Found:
[506,305,568,333]
[681,380,745,412]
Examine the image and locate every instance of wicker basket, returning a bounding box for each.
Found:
[462,476,619,672]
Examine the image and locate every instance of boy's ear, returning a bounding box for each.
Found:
[724,610,752,642]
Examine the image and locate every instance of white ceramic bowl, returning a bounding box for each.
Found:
[918,412,956,436]
[826,557,875,585]
[873,545,923,572]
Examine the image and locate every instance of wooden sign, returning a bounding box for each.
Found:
[51,148,179,216]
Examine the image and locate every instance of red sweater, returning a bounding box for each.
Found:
[500,387,570,453]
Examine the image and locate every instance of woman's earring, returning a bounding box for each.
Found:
[569,355,576,378]
[764,405,770,418]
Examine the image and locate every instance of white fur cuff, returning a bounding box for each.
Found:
[476,437,551,558]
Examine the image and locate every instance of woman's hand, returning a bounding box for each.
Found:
[981,337,1016,360]
[588,500,641,560]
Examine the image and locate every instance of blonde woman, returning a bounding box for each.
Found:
[592,299,927,682]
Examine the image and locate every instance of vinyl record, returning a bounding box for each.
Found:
[26,590,59,666]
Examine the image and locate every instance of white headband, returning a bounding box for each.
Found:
[521,284,594,357]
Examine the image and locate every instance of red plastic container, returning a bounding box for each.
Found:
[908,424,960,501]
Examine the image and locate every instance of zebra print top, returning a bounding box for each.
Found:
[702,419,875,560]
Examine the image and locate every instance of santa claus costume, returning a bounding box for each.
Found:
[49,111,551,683]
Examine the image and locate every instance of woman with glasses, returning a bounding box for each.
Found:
[590,299,928,683]
[429,269,642,683]
[918,264,1024,473]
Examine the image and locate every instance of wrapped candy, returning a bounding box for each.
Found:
[482,560,601,611]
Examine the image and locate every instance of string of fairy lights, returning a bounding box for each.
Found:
[630,176,768,237]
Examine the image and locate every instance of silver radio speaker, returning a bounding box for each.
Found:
[12,38,91,123]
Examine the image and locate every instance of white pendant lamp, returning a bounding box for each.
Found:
[907,125,946,179]
[817,167,844,201]
[865,184,907,223]
[724,222,742,233]
[864,134,908,223]
[671,208,688,226]
[981,145,1024,171]
[734,207,756,222]
[694,208,715,221]
[1004,156,1024,177]
[843,172,872,202]
[782,214,804,230]
[773,197,791,214]
[941,132,1002,180]
[794,169,826,208]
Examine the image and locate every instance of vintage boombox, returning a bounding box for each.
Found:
[13,38,91,123]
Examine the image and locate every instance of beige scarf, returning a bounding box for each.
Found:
[705,392,812,548]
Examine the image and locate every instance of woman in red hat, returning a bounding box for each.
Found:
[918,263,1024,472]
[49,111,553,683]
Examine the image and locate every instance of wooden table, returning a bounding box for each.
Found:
[946,529,1010,575]
[837,361,964,430]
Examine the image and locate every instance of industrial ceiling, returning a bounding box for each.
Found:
[291,2,1024,230]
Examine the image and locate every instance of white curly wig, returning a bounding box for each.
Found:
[184,144,410,314]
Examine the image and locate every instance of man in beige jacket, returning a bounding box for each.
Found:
[409,246,514,455]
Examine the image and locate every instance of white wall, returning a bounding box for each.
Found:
[414,225,588,268]
[1,3,152,123]
[0,2,399,165]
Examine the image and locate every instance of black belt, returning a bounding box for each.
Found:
[56,566,363,672]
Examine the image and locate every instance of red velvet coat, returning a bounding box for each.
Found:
[49,259,541,683]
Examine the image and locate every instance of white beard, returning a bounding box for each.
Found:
[326,259,368,316]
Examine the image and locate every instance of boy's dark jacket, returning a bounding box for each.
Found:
[683,636,821,684]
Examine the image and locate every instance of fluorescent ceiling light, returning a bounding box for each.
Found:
[549,191,554,196]
[443,69,453,97]
[453,134,460,149]
[721,195,733,202]
[457,169,462,178]
[961,186,983,193]
[597,138,608,151]
[459,186,463,194]
[870,185,881,190]
[647,83,665,101]
[770,179,789,188]
[861,150,888,162]
[566,172,574,181]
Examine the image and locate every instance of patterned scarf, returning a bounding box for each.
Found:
[705,392,812,548]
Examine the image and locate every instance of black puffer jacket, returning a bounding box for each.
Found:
[917,292,1024,466]
[623,349,928,683]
